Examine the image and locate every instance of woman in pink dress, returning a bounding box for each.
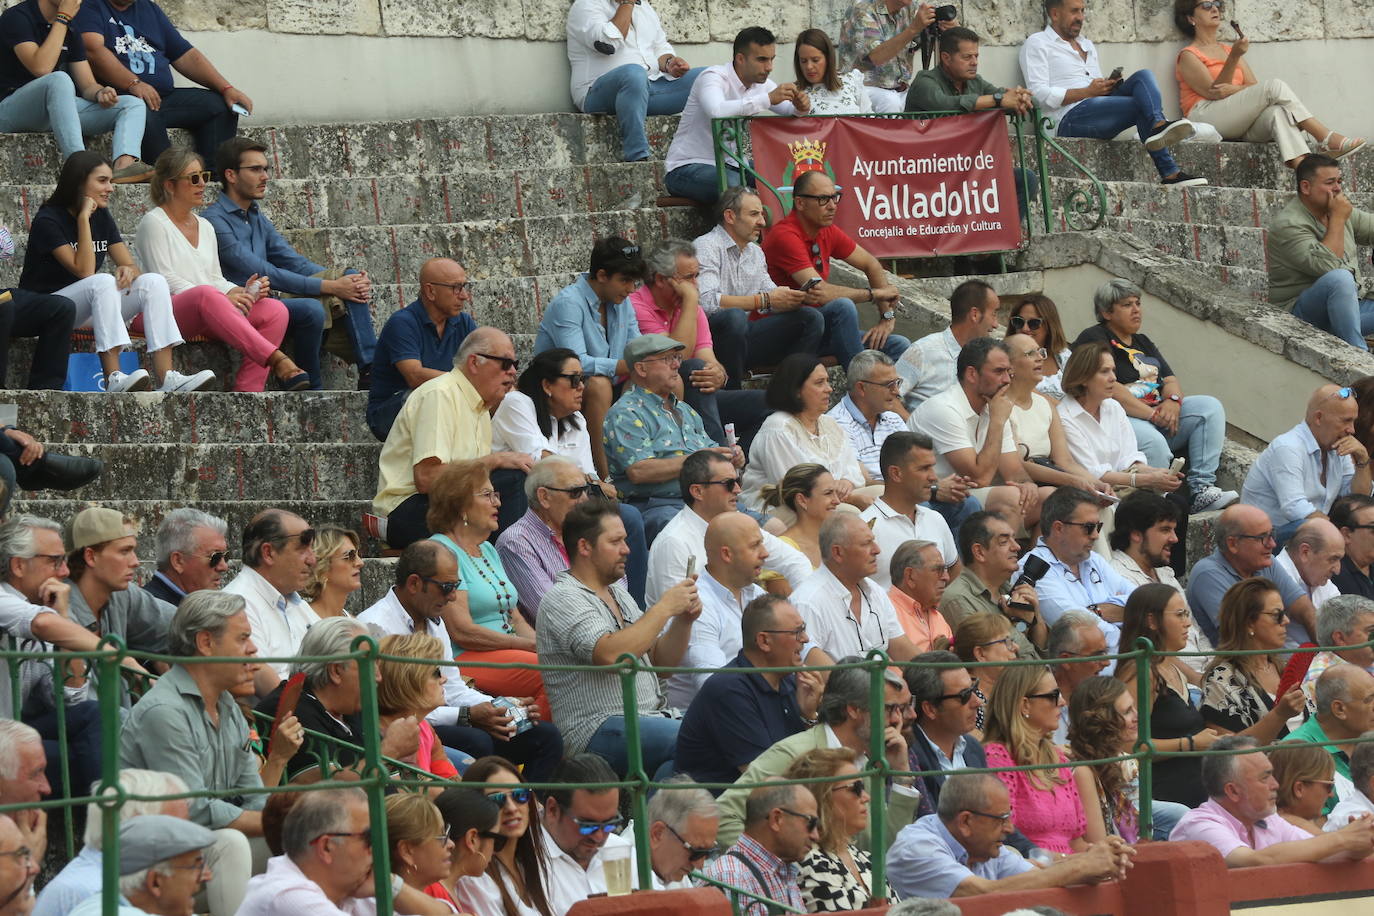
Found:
[982,663,1107,855]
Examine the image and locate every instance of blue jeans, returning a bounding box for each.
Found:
[1149,799,1189,840]
[622,496,685,545]
[1291,269,1374,350]
[678,357,769,449]
[1127,394,1225,491]
[665,163,745,205]
[708,307,826,386]
[281,298,326,389]
[582,65,704,161]
[927,494,981,536]
[0,71,146,160]
[585,714,681,780]
[1055,71,1180,180]
[818,298,910,368]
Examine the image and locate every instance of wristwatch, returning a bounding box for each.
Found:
[881,309,896,321]
[993,90,1005,107]
[1167,394,1182,403]
[929,483,940,503]
[457,706,472,727]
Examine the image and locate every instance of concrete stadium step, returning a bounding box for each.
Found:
[1099,215,1268,274]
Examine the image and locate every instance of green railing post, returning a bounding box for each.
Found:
[1031,107,1054,232]
[353,634,392,915]
[1131,636,1155,839]
[865,651,889,902]
[617,653,651,892]
[51,653,74,858]
[96,637,125,916]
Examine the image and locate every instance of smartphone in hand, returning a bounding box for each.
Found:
[1108,66,1124,82]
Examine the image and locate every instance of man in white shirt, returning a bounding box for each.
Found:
[1018,0,1206,188]
[664,26,808,203]
[358,541,564,781]
[1243,384,1374,546]
[667,511,770,708]
[909,337,1039,533]
[635,775,720,890]
[566,0,700,162]
[897,279,999,411]
[860,430,958,589]
[790,513,916,661]
[539,754,634,913]
[647,450,810,604]
[221,509,318,696]
[1273,519,1345,646]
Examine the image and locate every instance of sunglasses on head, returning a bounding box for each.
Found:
[487,788,532,807]
[1008,315,1043,332]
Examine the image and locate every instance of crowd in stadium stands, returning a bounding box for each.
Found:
[0,0,1371,913]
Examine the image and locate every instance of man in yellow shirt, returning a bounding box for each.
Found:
[374,326,533,548]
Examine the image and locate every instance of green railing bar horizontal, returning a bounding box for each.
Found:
[693,869,806,915]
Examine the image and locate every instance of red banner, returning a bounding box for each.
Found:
[749,112,1023,257]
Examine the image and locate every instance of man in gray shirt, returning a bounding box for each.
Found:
[536,501,700,779]
[65,507,176,662]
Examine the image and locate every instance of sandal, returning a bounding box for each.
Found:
[1316,133,1366,160]
[268,353,311,391]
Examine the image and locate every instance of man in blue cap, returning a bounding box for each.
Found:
[69,815,215,916]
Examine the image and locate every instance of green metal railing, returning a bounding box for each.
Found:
[10,632,1373,916]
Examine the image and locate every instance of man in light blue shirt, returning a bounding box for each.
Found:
[67,816,216,916]
[1243,384,1373,546]
[1017,487,1134,663]
[887,773,1129,897]
[896,279,1000,412]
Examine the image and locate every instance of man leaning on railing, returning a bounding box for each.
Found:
[702,780,816,916]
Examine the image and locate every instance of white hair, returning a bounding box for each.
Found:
[83,770,189,850]
[0,720,41,780]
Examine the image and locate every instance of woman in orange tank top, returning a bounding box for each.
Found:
[1173,0,1362,167]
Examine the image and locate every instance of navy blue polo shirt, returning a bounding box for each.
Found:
[368,300,475,410]
[674,652,808,790]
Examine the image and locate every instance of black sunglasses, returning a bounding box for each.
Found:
[544,484,594,499]
[1062,520,1104,535]
[421,576,462,596]
[555,371,585,388]
[273,528,316,548]
[665,823,715,861]
[487,788,532,807]
[198,550,228,567]
[937,677,980,704]
[1008,315,1043,332]
[1026,689,1062,704]
[701,477,741,491]
[778,808,819,831]
[478,353,519,372]
[841,779,867,797]
[795,191,842,204]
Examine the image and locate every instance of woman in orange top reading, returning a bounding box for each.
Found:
[1173,0,1362,167]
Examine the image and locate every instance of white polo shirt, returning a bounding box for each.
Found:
[909,385,1017,479]
[860,497,957,589]
[221,566,318,680]
[789,565,902,659]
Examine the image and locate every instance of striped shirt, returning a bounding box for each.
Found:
[701,834,804,916]
[825,394,907,480]
[496,509,626,622]
[692,224,777,316]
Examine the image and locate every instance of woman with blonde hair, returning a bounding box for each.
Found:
[761,463,842,570]
[135,147,306,391]
[457,755,554,916]
[787,748,891,911]
[385,793,457,909]
[982,662,1106,854]
[302,526,363,618]
[1270,742,1337,835]
[427,461,549,721]
[377,633,461,780]
[952,612,1018,736]
[1201,578,1305,741]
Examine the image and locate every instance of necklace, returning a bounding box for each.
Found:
[467,546,516,631]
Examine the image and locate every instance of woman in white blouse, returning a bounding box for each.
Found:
[1058,342,1183,496]
[493,348,602,481]
[794,29,874,115]
[742,353,876,513]
[136,148,307,391]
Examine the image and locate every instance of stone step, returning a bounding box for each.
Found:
[1097,214,1268,274]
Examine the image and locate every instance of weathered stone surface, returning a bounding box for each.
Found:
[1232,0,1324,41]
[380,0,523,37]
[652,0,712,44]
[707,0,809,43]
[1133,2,1178,44]
[962,0,1047,47]
[1321,0,1374,38]
[158,0,267,30]
[268,0,382,35]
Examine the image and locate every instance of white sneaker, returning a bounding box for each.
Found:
[1191,485,1239,514]
[106,369,151,393]
[159,369,217,393]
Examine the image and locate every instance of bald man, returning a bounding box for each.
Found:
[1243,384,1374,546]
[374,326,533,549]
[666,512,772,708]
[1187,503,1317,647]
[1274,519,1345,645]
[367,257,479,441]
[1290,663,1374,808]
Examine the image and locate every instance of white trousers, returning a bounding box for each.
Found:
[200,828,269,916]
[53,271,184,354]
[1188,78,1314,163]
[866,85,905,113]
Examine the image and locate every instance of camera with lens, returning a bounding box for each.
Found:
[916,5,960,69]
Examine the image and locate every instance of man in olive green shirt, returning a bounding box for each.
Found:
[1267,154,1374,350]
[905,27,1039,218]
[937,510,1045,658]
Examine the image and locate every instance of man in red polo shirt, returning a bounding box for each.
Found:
[762,170,909,369]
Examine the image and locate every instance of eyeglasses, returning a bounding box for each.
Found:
[1062,520,1104,535]
[164,856,210,877]
[761,625,808,639]
[273,528,316,548]
[572,816,625,836]
[477,353,519,372]
[430,281,471,294]
[26,553,64,566]
[430,666,446,680]
[474,488,501,503]
[316,831,372,848]
[702,477,742,491]
[1346,524,1374,532]
[642,353,683,367]
[1020,347,1049,359]
[966,809,1013,823]
[0,847,32,864]
[977,636,1017,651]
[334,549,360,563]
[1235,530,1277,544]
[859,377,902,393]
[421,576,462,596]
[544,484,594,499]
[555,371,586,388]
[1008,316,1043,332]
[795,191,843,205]
[1302,779,1337,795]
[487,788,532,807]
[1026,688,1062,704]
[664,823,716,861]
[777,808,820,831]
[173,170,214,185]
[475,830,504,842]
[429,833,453,846]
[936,678,980,704]
[841,779,868,797]
[198,551,229,567]
[673,272,701,282]
[884,700,913,716]
[1195,0,1224,10]
[1258,610,1288,623]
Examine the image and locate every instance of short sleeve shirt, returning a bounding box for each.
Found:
[910,384,1017,479]
[71,0,192,95]
[628,285,713,354]
[603,384,715,498]
[21,204,123,293]
[369,299,476,410]
[0,0,86,100]
[373,369,491,515]
[761,210,857,294]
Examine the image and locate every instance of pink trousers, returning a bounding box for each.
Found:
[155,286,289,391]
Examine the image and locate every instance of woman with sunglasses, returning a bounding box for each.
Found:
[386,793,458,910]
[983,663,1107,855]
[786,748,891,912]
[1271,742,1337,835]
[1010,295,1074,401]
[1201,578,1306,741]
[1073,279,1236,514]
[952,612,1018,738]
[22,151,215,393]
[301,526,364,619]
[459,756,554,916]
[1057,342,1183,499]
[793,29,873,116]
[426,461,551,722]
[377,633,462,780]
[1174,0,1361,167]
[1115,583,1219,808]
[135,147,309,391]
